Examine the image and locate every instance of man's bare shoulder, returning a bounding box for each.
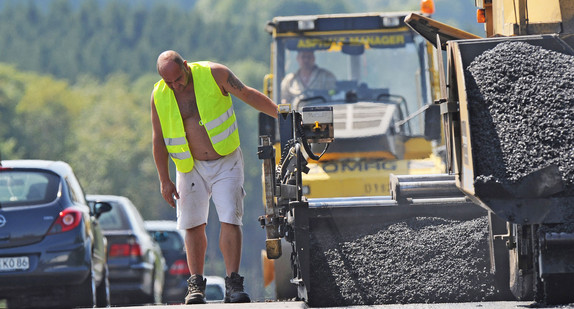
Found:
[208,62,228,73]
[208,62,230,82]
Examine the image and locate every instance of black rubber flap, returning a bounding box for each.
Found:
[475,164,565,199]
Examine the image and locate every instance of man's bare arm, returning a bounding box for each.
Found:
[211,63,278,119]
[226,71,246,92]
[151,93,179,207]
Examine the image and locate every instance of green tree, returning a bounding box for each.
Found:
[67,73,168,218]
[0,64,26,159]
[0,66,86,161]
[0,0,485,301]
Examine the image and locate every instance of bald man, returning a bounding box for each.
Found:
[151,50,277,304]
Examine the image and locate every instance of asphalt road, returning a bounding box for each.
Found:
[101,300,574,309]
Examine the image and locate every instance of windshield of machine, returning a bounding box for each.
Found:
[279,33,430,136]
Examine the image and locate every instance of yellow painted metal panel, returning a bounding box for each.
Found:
[403,137,433,159]
[526,0,561,23]
[303,155,444,198]
[452,43,475,196]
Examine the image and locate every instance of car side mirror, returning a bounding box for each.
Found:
[94,201,112,219]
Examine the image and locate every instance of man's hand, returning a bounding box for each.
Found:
[160,180,179,208]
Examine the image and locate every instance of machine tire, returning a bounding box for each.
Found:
[541,274,574,305]
[533,225,574,305]
[508,224,534,300]
[532,225,545,304]
[274,240,298,300]
[509,246,534,300]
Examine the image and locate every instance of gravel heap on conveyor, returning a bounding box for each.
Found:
[308,216,500,306]
[304,41,574,307]
[465,41,574,194]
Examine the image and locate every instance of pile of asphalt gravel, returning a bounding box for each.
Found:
[303,41,574,307]
[308,216,500,307]
[465,41,574,195]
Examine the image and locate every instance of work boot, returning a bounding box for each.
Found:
[185,274,206,304]
[224,272,251,303]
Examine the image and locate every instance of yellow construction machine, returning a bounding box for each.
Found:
[259,8,448,200]
[403,0,574,304]
[257,2,489,304]
[260,0,574,306]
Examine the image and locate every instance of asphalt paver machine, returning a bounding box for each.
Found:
[405,0,574,304]
[257,7,488,305]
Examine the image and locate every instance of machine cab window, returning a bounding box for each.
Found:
[266,13,440,162]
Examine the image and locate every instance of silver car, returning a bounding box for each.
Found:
[87,194,165,306]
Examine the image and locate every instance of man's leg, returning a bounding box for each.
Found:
[211,148,250,302]
[219,222,242,274]
[184,224,207,304]
[176,162,211,304]
[186,224,207,274]
[220,222,250,303]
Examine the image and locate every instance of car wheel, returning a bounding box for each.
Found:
[96,263,111,307]
[68,266,96,308]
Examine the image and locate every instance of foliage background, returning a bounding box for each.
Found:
[0,0,483,301]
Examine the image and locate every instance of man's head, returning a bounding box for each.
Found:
[157,50,190,92]
[296,50,316,71]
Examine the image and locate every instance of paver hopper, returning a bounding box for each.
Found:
[436,33,574,304]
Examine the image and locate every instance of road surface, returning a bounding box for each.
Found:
[100,300,574,309]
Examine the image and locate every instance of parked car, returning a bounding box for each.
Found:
[144,220,225,303]
[0,160,112,308]
[204,275,226,302]
[87,194,165,306]
[144,220,188,303]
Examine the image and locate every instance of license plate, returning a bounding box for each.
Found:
[0,256,29,271]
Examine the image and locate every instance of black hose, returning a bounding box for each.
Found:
[294,112,330,161]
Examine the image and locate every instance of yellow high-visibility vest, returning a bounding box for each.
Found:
[153,61,240,173]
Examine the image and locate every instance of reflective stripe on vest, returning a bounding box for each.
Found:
[170,151,191,160]
[165,136,187,146]
[200,105,237,144]
[164,137,191,160]
[211,120,238,144]
[202,106,234,131]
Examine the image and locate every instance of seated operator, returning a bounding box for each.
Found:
[280,50,336,105]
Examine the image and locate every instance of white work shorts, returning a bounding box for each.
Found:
[176,147,246,230]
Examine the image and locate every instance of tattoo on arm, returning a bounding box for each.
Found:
[227,69,245,91]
